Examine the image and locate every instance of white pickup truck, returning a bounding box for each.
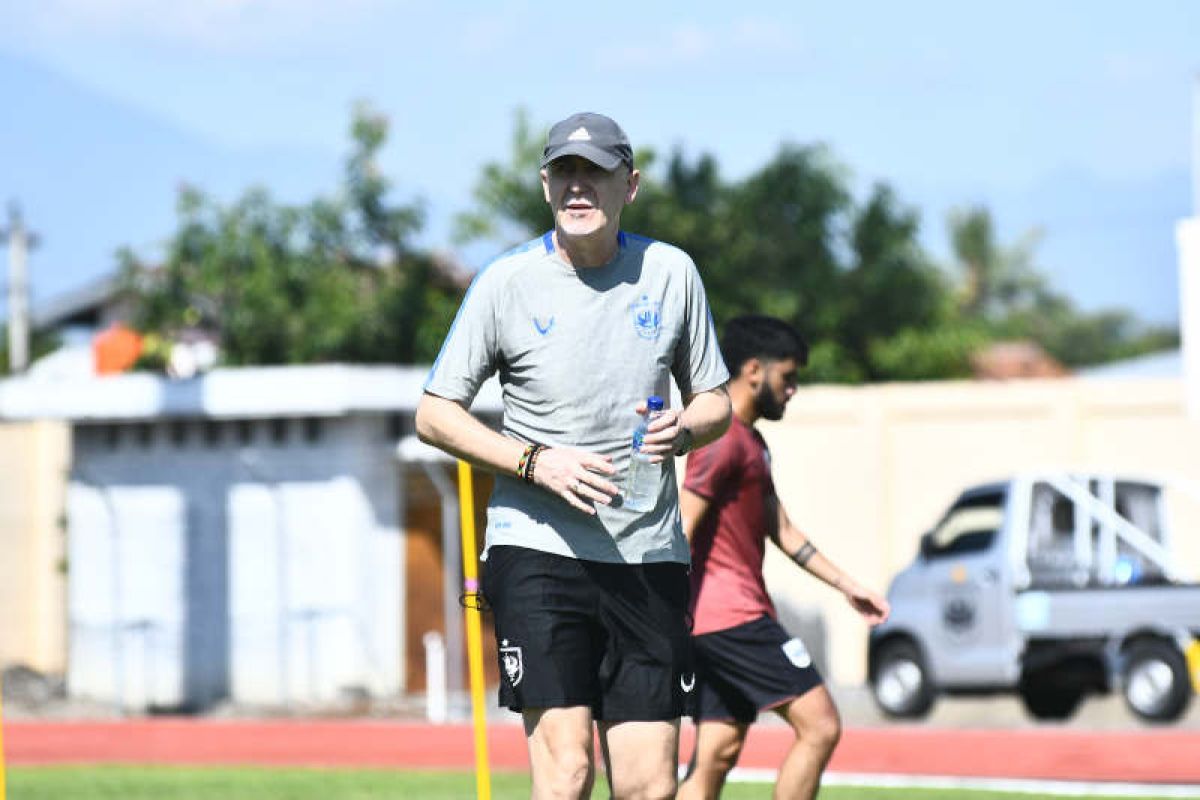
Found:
[867,473,1200,722]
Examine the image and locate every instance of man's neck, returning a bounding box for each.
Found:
[553,228,619,268]
[729,383,759,426]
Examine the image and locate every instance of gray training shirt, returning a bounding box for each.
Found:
[425,231,729,565]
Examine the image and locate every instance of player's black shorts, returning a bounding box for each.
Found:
[692,615,823,724]
[482,545,693,722]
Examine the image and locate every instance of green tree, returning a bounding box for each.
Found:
[121,104,462,367]
[947,206,1179,368]
[456,114,956,381]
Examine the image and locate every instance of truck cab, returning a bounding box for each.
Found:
[869,473,1200,722]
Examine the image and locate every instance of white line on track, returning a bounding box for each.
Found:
[723,769,1200,797]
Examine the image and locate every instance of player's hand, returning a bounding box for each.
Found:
[633,401,684,463]
[531,447,618,515]
[842,581,891,626]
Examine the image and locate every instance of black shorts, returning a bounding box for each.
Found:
[692,615,823,724]
[482,545,693,722]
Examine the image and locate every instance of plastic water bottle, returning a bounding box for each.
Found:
[624,395,665,512]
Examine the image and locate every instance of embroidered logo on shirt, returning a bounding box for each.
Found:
[533,316,555,335]
[629,295,662,340]
[567,126,591,141]
[500,639,524,686]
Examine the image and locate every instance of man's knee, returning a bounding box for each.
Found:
[526,707,595,797]
[782,692,842,757]
[537,750,594,797]
[611,769,677,800]
[805,706,842,756]
[709,733,745,773]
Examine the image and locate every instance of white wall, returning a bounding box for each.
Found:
[66,414,402,710]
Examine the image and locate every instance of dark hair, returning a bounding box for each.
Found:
[720,315,809,375]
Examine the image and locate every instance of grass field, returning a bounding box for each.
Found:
[4,767,1190,800]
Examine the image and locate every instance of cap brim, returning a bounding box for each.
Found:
[541,142,625,171]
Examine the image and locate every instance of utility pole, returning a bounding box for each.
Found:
[1,201,40,373]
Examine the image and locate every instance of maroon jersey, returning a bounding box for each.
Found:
[684,417,778,635]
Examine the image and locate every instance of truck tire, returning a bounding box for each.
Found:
[1122,640,1192,723]
[1019,681,1083,720]
[871,639,934,718]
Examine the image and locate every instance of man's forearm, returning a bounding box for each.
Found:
[415,392,526,477]
[681,385,731,449]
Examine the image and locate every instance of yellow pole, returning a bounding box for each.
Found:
[457,460,491,800]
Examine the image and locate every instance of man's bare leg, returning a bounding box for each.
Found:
[677,719,749,800]
[524,706,596,800]
[596,719,680,800]
[772,686,841,800]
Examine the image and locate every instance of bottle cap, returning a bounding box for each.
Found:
[647,395,664,411]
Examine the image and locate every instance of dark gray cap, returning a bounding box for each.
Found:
[541,112,634,172]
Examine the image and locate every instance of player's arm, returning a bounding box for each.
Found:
[416,392,528,474]
[772,501,890,625]
[679,487,713,545]
[638,384,731,461]
[416,392,618,515]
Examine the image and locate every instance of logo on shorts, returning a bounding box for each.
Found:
[500,639,524,686]
[680,672,696,693]
[629,295,662,340]
[782,637,812,669]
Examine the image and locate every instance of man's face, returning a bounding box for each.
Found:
[752,357,801,421]
[541,156,639,239]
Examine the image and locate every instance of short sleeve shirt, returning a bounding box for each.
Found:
[684,417,778,634]
[425,231,729,565]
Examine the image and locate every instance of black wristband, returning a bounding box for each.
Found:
[791,542,817,566]
[674,426,695,456]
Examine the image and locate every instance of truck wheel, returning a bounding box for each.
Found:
[1019,682,1083,720]
[872,640,934,718]
[1122,640,1191,723]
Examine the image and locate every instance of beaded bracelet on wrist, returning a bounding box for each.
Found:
[525,445,546,484]
[516,443,537,479]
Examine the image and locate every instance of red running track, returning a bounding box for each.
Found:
[4,721,1199,784]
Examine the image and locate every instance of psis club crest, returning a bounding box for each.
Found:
[630,295,662,340]
[500,639,524,686]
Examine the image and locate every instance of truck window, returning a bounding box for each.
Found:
[1029,480,1167,587]
[925,491,1004,558]
[1028,483,1082,586]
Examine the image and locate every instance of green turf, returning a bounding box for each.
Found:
[4,766,1188,800]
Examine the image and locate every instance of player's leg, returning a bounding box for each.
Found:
[684,617,829,799]
[524,706,597,799]
[677,718,749,800]
[597,718,680,800]
[483,546,603,799]
[771,685,841,800]
[592,560,692,799]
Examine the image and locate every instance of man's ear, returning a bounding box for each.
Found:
[740,357,764,385]
[625,168,640,204]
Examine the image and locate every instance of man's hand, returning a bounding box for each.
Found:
[530,447,618,515]
[633,401,685,463]
[840,580,891,626]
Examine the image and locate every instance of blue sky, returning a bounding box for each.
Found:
[2,1,1197,324]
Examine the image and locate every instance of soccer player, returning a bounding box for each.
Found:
[677,315,890,800]
[416,112,731,799]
